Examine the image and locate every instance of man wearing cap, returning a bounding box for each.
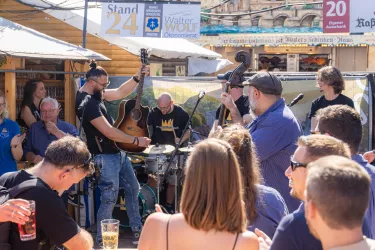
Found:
[220,72,303,212]
[214,71,252,126]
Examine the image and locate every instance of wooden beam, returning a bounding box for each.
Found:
[3,56,17,120]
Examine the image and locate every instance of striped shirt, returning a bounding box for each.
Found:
[247,98,303,212]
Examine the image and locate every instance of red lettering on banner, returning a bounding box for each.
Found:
[323,0,350,33]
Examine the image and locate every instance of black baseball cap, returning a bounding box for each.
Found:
[248,72,283,95]
[217,71,245,88]
[217,71,233,81]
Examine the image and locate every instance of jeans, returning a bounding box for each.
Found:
[94,152,142,242]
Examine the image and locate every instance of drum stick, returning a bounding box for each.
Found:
[171,124,177,141]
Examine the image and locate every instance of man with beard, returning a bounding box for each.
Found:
[309,66,354,132]
[304,156,375,249]
[220,72,303,212]
[75,61,151,247]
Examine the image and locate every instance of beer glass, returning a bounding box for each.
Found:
[101,219,119,249]
[18,200,36,241]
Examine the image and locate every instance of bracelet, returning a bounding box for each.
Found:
[132,137,136,144]
[132,75,140,83]
[135,137,139,146]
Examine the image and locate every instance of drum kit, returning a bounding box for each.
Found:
[113,143,195,228]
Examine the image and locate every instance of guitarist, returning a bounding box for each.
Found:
[147,92,190,213]
[75,61,151,247]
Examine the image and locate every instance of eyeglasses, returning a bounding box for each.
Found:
[41,109,57,115]
[290,157,307,171]
[0,103,6,108]
[158,105,171,112]
[66,156,95,175]
[89,78,110,88]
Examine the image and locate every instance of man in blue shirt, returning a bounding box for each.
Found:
[316,104,375,239]
[221,72,303,212]
[256,134,371,249]
[24,97,78,164]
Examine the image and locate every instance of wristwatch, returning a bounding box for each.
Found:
[132,75,140,83]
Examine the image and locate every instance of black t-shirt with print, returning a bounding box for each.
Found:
[215,95,250,123]
[0,170,80,250]
[147,105,189,145]
[75,91,119,155]
[309,94,354,118]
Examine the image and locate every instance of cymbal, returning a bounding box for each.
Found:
[179,146,195,153]
[143,144,175,155]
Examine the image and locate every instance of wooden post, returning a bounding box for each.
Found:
[3,56,16,120]
[64,60,75,124]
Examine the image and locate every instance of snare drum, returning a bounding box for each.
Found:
[144,155,168,173]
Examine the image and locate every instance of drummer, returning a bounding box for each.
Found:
[147,92,190,213]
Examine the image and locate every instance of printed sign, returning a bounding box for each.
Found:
[162,4,201,39]
[323,0,375,33]
[323,0,350,33]
[349,0,375,33]
[100,2,201,38]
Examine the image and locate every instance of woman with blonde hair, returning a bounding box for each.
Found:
[0,91,25,175]
[211,125,288,238]
[138,138,259,250]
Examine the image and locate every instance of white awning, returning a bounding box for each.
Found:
[18,0,222,59]
[188,58,233,76]
[0,17,110,61]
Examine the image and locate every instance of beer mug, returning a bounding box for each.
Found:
[101,219,119,249]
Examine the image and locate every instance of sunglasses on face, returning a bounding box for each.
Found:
[290,157,307,171]
[66,157,95,175]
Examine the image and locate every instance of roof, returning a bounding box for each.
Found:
[20,0,222,59]
[0,17,110,61]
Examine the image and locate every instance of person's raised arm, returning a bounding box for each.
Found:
[220,92,244,125]
[104,65,150,102]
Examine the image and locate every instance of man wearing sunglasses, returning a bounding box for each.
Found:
[256,134,355,250]
[147,92,190,214]
[0,136,94,250]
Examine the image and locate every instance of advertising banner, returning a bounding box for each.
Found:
[100,2,200,38]
[106,75,372,152]
[323,0,375,33]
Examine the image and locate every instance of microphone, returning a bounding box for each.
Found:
[78,94,91,112]
[289,93,304,107]
[198,91,205,99]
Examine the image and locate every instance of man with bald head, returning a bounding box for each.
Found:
[147,92,190,213]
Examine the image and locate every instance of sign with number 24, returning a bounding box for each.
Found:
[101,3,145,37]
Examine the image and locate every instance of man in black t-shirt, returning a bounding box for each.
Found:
[309,66,354,132]
[75,62,150,246]
[214,71,252,126]
[0,136,94,250]
[147,92,190,213]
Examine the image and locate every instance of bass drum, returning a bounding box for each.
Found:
[113,184,157,227]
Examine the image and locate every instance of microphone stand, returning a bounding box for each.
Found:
[76,96,90,227]
[164,94,204,212]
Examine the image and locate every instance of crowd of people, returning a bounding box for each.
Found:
[0,63,374,250]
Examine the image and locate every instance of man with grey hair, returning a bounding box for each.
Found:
[305,156,375,249]
[24,97,78,164]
